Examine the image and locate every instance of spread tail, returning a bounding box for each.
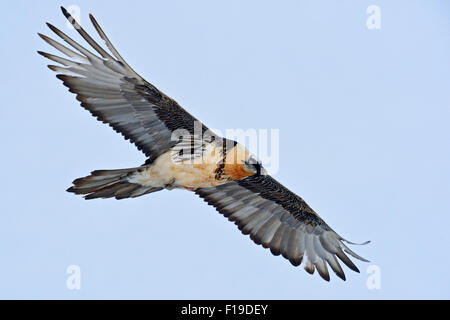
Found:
[67,167,162,200]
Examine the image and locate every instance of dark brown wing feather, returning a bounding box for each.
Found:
[38,7,209,161]
[196,175,369,281]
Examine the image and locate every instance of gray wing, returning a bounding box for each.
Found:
[38,7,209,161]
[196,175,369,281]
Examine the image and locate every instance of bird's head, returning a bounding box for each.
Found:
[223,143,267,179]
[243,156,266,176]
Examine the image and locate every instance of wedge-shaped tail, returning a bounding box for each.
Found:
[67,167,162,200]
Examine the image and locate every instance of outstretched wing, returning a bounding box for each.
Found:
[196,175,369,281]
[38,7,210,161]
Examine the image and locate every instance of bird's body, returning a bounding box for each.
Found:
[38,7,369,281]
[129,142,255,190]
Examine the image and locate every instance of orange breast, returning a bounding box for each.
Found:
[223,163,253,180]
[221,144,254,180]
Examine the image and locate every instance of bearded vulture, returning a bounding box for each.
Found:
[38,7,369,281]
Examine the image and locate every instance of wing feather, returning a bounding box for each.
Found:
[39,7,211,160]
[196,174,369,281]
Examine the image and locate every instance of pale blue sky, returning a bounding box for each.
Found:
[1,0,449,299]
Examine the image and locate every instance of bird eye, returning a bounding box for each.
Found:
[246,156,257,165]
[244,157,262,176]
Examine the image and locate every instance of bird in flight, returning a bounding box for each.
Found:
[38,7,369,281]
